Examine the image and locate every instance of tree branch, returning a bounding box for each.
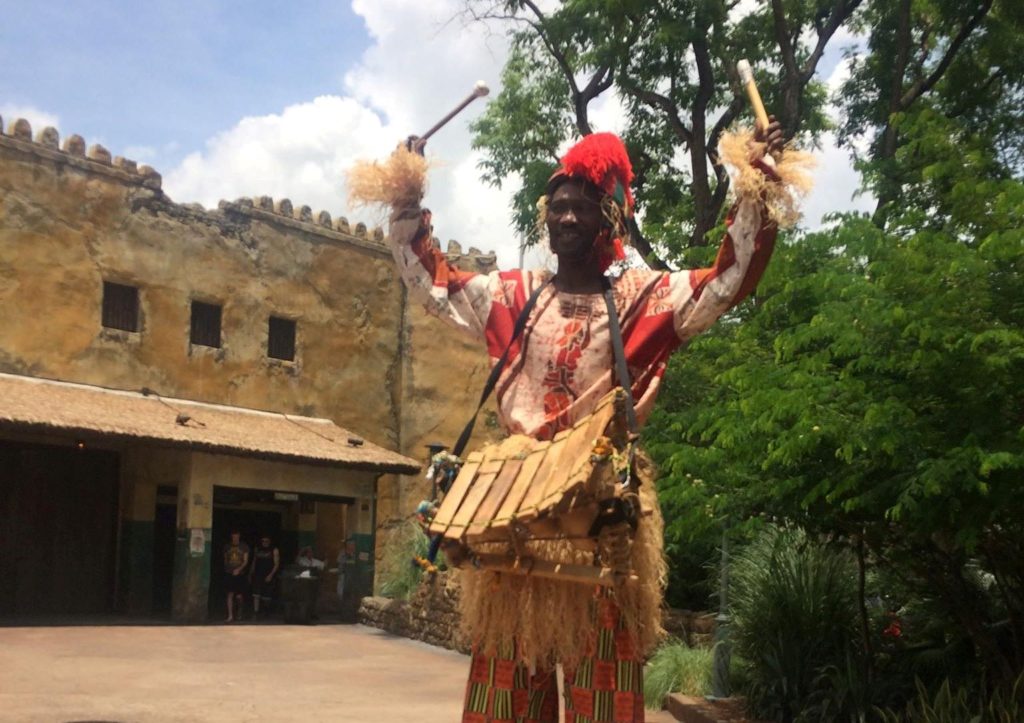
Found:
[707,95,744,215]
[621,82,694,147]
[581,65,614,99]
[709,96,744,157]
[515,0,591,132]
[947,67,1008,118]
[898,0,994,110]
[574,65,614,135]
[628,217,671,271]
[770,0,800,79]
[800,0,864,84]
[877,0,912,166]
[519,0,625,135]
[689,35,718,247]
[692,37,715,115]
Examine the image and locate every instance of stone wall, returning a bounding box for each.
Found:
[358,572,716,654]
[663,608,716,648]
[359,573,468,653]
[0,119,396,445]
[0,115,511,593]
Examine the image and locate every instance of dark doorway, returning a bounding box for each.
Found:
[0,440,119,616]
[208,503,284,617]
[152,503,177,614]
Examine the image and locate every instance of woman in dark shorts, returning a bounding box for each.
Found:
[249,534,280,616]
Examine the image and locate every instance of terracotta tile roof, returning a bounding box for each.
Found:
[0,373,420,474]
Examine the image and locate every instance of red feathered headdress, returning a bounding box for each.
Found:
[548,132,635,217]
[546,133,634,270]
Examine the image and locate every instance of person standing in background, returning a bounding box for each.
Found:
[336,538,357,604]
[249,534,280,617]
[223,529,249,623]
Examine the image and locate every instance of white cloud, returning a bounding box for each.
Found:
[165,95,397,222]
[442,152,517,246]
[826,54,855,97]
[828,23,863,52]
[804,31,874,222]
[164,0,523,265]
[801,132,874,227]
[163,0,869,269]
[588,89,629,136]
[0,104,60,134]
[728,0,762,23]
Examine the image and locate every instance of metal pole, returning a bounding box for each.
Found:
[709,521,732,699]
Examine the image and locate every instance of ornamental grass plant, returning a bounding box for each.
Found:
[729,526,860,721]
[876,674,1024,723]
[377,518,432,600]
[642,639,714,708]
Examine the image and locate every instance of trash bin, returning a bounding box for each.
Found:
[280,568,321,624]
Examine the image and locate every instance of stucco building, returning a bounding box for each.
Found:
[0,115,500,621]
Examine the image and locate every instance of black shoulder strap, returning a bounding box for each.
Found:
[451,277,552,457]
[602,276,639,434]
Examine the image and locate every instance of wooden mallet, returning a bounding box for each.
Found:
[737,60,770,132]
[411,81,490,151]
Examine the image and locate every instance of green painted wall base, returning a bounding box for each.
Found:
[171,528,211,623]
[118,519,155,615]
[351,532,375,600]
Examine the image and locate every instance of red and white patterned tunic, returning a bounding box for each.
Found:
[389,195,776,441]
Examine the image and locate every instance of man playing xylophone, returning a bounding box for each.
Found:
[352,107,797,721]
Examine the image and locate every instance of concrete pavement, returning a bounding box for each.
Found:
[0,623,677,722]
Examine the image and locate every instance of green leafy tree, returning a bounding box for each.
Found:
[464,0,1024,704]
[465,0,853,265]
[651,164,1024,687]
[833,0,1023,224]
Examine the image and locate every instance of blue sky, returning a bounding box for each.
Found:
[1,0,370,169]
[1,0,869,268]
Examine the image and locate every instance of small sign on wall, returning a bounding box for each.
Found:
[189,528,206,557]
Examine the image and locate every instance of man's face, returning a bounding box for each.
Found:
[231,532,240,544]
[260,537,271,548]
[546,180,605,260]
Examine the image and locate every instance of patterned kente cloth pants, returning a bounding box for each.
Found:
[461,597,645,723]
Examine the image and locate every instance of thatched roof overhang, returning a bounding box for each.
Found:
[0,372,420,475]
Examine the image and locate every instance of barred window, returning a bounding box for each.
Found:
[268,316,296,361]
[190,301,222,348]
[102,282,139,332]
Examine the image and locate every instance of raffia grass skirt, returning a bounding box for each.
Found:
[457,453,666,668]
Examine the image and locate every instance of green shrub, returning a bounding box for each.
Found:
[870,561,1009,698]
[377,519,432,599]
[876,674,1024,723]
[729,526,860,721]
[661,533,719,611]
[796,652,872,723]
[643,640,714,708]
